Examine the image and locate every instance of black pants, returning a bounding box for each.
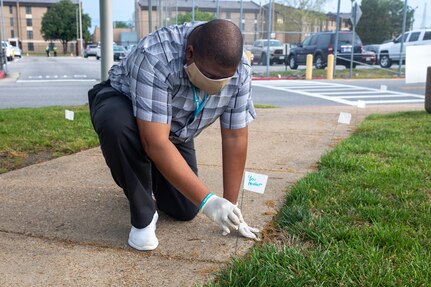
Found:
[88,81,199,228]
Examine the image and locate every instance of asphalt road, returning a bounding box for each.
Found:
[0,56,426,109]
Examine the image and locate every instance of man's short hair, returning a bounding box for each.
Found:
[193,19,243,68]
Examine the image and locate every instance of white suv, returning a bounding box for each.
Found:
[378,29,431,68]
[1,41,14,61]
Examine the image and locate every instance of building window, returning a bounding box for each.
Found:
[10,17,14,26]
[27,31,33,39]
[11,30,15,38]
[225,11,231,19]
[26,19,32,27]
[9,5,13,14]
[25,6,32,14]
[28,43,34,51]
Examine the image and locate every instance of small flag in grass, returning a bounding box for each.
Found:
[338,112,351,125]
[65,110,75,121]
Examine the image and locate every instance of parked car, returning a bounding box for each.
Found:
[378,29,431,68]
[96,45,128,61]
[84,44,100,58]
[251,39,286,65]
[1,41,14,61]
[287,31,363,69]
[361,50,376,65]
[12,46,22,58]
[363,44,380,54]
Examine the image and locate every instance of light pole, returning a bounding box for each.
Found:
[333,0,341,76]
[192,0,195,21]
[398,0,407,75]
[79,0,83,57]
[100,0,113,80]
[265,0,272,77]
[0,0,7,73]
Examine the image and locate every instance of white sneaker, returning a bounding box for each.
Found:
[128,211,159,251]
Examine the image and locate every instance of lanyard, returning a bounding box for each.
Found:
[191,85,208,119]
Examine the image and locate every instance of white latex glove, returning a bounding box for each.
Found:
[201,194,242,234]
[220,204,260,241]
[238,222,260,241]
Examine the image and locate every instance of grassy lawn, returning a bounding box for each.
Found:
[205,111,431,286]
[0,104,275,174]
[252,67,405,79]
[0,105,98,174]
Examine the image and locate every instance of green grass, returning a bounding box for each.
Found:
[254,104,278,109]
[254,67,405,79]
[0,105,98,173]
[205,111,431,286]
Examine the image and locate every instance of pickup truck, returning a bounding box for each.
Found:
[378,29,431,68]
[251,39,286,65]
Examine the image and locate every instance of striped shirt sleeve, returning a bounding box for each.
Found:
[128,50,172,124]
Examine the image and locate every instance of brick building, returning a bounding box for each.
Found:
[1,0,79,54]
[134,0,351,45]
[135,0,263,45]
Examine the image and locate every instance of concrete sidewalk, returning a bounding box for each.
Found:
[0,104,423,286]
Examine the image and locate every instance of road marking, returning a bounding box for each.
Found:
[253,80,424,106]
[20,74,95,83]
[17,79,97,83]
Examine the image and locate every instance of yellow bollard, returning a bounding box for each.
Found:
[327,54,334,80]
[305,54,313,80]
[245,51,252,65]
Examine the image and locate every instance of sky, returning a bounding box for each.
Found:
[81,0,430,32]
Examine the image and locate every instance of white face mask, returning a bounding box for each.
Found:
[184,62,232,95]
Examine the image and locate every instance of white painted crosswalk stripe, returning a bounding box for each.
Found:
[253,80,424,106]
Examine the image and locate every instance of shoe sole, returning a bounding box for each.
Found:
[128,238,159,251]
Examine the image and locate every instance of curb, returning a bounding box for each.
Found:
[252,75,327,81]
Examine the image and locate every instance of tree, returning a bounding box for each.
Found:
[177,10,216,25]
[114,21,133,29]
[282,0,328,41]
[356,0,415,44]
[41,0,91,54]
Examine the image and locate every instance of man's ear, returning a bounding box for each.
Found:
[185,45,194,63]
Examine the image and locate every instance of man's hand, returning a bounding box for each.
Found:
[201,194,243,234]
[201,194,260,240]
[238,222,260,241]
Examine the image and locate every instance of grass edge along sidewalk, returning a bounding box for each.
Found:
[204,111,431,286]
[0,105,99,174]
[0,104,275,174]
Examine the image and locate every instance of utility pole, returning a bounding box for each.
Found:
[192,0,195,22]
[265,0,272,77]
[148,0,152,33]
[0,0,7,73]
[100,0,113,80]
[79,0,83,57]
[333,0,341,77]
[398,0,407,75]
[76,8,79,55]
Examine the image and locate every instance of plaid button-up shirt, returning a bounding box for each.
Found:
[109,21,256,143]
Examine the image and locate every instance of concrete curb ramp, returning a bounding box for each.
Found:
[0,104,422,286]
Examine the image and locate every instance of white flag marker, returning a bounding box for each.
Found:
[65,110,75,121]
[338,112,352,125]
[243,171,268,194]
